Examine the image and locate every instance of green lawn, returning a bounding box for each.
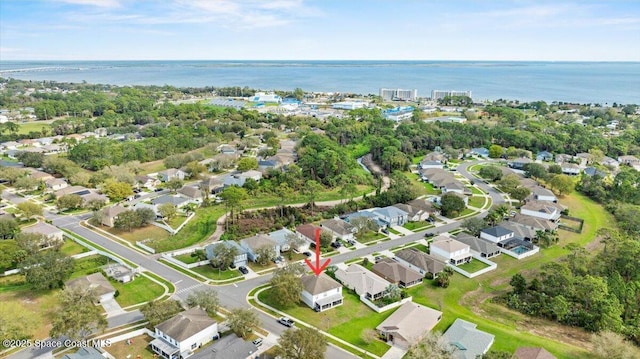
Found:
[356,231,387,243]
[386,227,402,236]
[106,224,170,245]
[258,288,391,356]
[470,186,485,195]
[406,243,429,254]
[191,264,242,281]
[17,121,51,135]
[70,255,108,279]
[402,221,433,231]
[467,196,486,208]
[248,261,276,272]
[457,259,491,273]
[402,192,611,359]
[242,184,375,209]
[111,275,165,307]
[59,239,89,256]
[455,208,476,218]
[174,253,201,264]
[165,215,188,229]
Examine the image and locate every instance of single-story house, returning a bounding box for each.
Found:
[21,221,64,246]
[512,347,557,359]
[54,186,108,205]
[201,177,224,194]
[135,175,161,190]
[65,273,116,304]
[188,333,258,359]
[407,198,438,216]
[102,263,135,283]
[319,218,356,241]
[178,186,203,201]
[392,203,431,222]
[295,223,323,246]
[220,145,237,154]
[372,258,423,288]
[600,156,619,169]
[376,302,443,349]
[335,264,391,301]
[61,347,106,359]
[418,160,444,170]
[45,178,68,191]
[509,214,559,232]
[497,221,537,241]
[528,186,557,202]
[27,169,54,181]
[554,154,574,164]
[394,248,446,277]
[430,236,472,266]
[268,228,297,252]
[455,233,501,258]
[560,163,581,175]
[371,206,409,226]
[536,151,553,162]
[508,157,532,169]
[150,308,218,359]
[151,195,193,208]
[240,234,280,262]
[443,319,495,359]
[344,211,385,229]
[133,202,160,217]
[300,273,343,312]
[575,153,591,168]
[205,241,247,268]
[100,205,128,228]
[583,167,606,177]
[520,201,562,221]
[480,226,515,243]
[471,148,489,157]
[157,168,187,182]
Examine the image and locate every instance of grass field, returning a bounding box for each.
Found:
[104,334,156,359]
[0,286,60,341]
[356,231,387,243]
[402,221,432,231]
[17,121,51,135]
[147,205,226,252]
[458,259,491,273]
[259,288,391,356]
[59,239,89,256]
[191,264,243,281]
[112,275,165,307]
[106,224,171,245]
[467,196,486,208]
[174,252,200,264]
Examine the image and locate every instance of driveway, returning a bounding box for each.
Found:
[101,297,124,317]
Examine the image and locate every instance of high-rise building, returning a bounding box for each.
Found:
[379,88,418,101]
[431,90,472,100]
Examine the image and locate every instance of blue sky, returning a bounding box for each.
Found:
[1,0,639,61]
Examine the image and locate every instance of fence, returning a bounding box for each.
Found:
[161,251,210,269]
[558,214,584,233]
[360,296,412,313]
[501,245,540,259]
[448,255,497,278]
[136,241,156,254]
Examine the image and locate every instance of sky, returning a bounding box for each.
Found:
[1,0,639,61]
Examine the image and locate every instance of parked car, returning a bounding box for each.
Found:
[374,256,383,263]
[346,239,356,246]
[252,338,263,347]
[238,266,249,275]
[424,232,435,238]
[274,256,284,264]
[303,251,312,257]
[278,317,295,327]
[330,241,342,249]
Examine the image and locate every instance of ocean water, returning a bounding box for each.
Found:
[0,60,638,104]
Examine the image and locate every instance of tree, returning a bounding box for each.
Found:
[210,241,239,271]
[165,178,184,192]
[102,179,133,202]
[186,288,219,316]
[16,152,45,168]
[0,167,28,185]
[269,263,305,308]
[510,186,531,203]
[140,300,183,327]
[548,174,575,196]
[303,180,323,215]
[50,286,107,340]
[0,217,18,239]
[158,203,178,220]
[15,232,54,254]
[255,245,276,266]
[361,328,379,345]
[220,186,247,226]
[276,326,327,359]
[16,201,43,219]
[591,331,640,359]
[185,161,207,179]
[510,273,527,295]
[548,164,562,174]
[496,174,521,193]
[0,302,38,347]
[0,240,20,272]
[349,217,378,234]
[285,233,306,253]
[319,230,333,248]
[19,250,75,290]
[440,193,465,217]
[462,217,486,236]
[405,331,454,359]
[136,207,156,223]
[113,209,153,231]
[14,176,40,192]
[478,166,503,181]
[228,308,260,338]
[488,144,504,158]
[524,163,548,179]
[436,267,454,288]
[236,157,258,172]
[56,194,84,212]
[275,183,293,216]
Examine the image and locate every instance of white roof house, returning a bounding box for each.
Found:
[430,235,472,266]
[376,302,443,349]
[335,264,391,301]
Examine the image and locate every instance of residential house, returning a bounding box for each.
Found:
[407,198,438,217]
[443,319,495,359]
[157,168,186,182]
[535,151,553,162]
[430,236,472,265]
[240,170,262,182]
[527,186,557,202]
[600,156,619,169]
[295,223,323,247]
[135,175,161,190]
[201,177,224,194]
[61,347,106,359]
[575,153,591,168]
[372,206,409,226]
[219,145,237,154]
[300,273,343,312]
[150,308,218,359]
[554,154,574,164]
[497,221,537,241]
[335,264,391,301]
[509,214,558,232]
[102,263,135,283]
[27,169,54,181]
[376,302,443,349]
[419,168,452,182]
[319,218,357,241]
[417,160,444,169]
[240,234,280,262]
[100,205,128,227]
[21,221,63,246]
[54,186,108,205]
[344,210,385,229]
[392,203,431,222]
[480,226,515,243]
[513,347,557,359]
[65,273,116,304]
[521,201,563,221]
[418,152,447,170]
[151,195,193,208]
[618,155,640,168]
[268,228,297,252]
[583,167,606,177]
[395,248,446,277]
[508,157,532,170]
[205,241,247,268]
[178,186,203,201]
[455,233,501,258]
[133,202,160,218]
[189,333,257,359]
[371,258,423,288]
[45,178,68,191]
[470,148,489,157]
[440,181,470,196]
[560,163,581,175]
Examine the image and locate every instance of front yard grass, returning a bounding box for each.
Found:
[386,227,401,236]
[258,288,391,356]
[457,259,491,273]
[111,275,165,307]
[356,231,387,243]
[174,252,200,264]
[59,239,89,256]
[105,224,170,245]
[402,220,432,231]
[0,286,60,341]
[467,196,486,208]
[147,205,227,252]
[469,186,485,195]
[70,254,108,279]
[190,264,242,281]
[248,261,276,272]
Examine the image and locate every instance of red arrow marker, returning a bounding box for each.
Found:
[304,227,331,276]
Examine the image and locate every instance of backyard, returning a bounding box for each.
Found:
[104,334,156,359]
[457,259,491,273]
[111,275,166,307]
[467,195,486,208]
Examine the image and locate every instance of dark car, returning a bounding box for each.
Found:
[424,232,435,238]
[278,317,295,327]
[154,188,163,192]
[330,241,342,248]
[238,266,249,275]
[374,256,383,263]
[303,251,312,257]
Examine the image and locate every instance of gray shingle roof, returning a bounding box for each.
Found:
[455,233,500,255]
[395,248,445,274]
[480,226,513,238]
[156,308,217,342]
[301,273,341,295]
[443,318,495,359]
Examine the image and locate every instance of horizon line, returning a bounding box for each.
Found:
[2,59,640,63]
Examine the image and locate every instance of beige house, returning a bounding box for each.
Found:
[21,221,63,248]
[372,258,423,288]
[300,274,343,312]
[376,302,443,349]
[335,264,390,301]
[100,205,128,227]
[65,273,116,303]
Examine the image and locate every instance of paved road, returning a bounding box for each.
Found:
[6,161,502,359]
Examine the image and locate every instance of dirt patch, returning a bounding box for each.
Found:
[585,235,604,252]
